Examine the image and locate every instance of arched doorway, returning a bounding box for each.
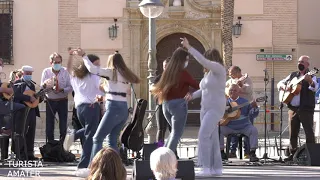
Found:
[156,33,205,126]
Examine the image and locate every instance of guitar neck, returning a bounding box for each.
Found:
[230,101,250,111]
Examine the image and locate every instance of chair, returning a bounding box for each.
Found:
[226,133,247,160]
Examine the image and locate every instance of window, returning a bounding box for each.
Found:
[0,0,13,64]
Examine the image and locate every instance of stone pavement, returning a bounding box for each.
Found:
[1,163,320,180]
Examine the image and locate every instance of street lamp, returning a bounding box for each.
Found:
[139,0,164,143]
[232,16,242,38]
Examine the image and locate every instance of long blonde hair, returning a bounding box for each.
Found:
[107,52,140,83]
[150,47,189,103]
[87,148,126,180]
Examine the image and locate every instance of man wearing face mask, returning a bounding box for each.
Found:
[13,65,40,160]
[41,53,72,143]
[277,55,319,162]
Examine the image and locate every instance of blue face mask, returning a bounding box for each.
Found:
[23,75,32,81]
[53,63,62,71]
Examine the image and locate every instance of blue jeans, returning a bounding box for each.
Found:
[0,102,25,129]
[90,100,128,162]
[76,103,100,169]
[46,99,68,142]
[230,117,255,154]
[162,98,188,152]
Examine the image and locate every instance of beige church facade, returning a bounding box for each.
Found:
[0,0,319,130]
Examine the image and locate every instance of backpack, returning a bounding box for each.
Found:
[39,140,76,162]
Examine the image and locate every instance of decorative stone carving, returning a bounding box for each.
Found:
[184,11,210,19]
[186,0,221,13]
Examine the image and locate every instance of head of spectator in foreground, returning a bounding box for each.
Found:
[150,147,178,180]
[87,147,126,180]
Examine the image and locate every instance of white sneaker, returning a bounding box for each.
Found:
[196,168,212,177]
[210,168,223,176]
[74,168,90,178]
[63,133,75,151]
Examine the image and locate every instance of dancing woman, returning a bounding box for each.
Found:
[151,47,199,153]
[182,38,226,176]
[75,50,140,164]
[67,49,104,177]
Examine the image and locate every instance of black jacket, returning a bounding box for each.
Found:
[287,71,316,111]
[13,79,40,117]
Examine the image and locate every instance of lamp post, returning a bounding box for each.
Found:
[139,0,164,143]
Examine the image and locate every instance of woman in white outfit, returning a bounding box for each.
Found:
[182,38,226,176]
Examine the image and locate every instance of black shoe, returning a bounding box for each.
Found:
[284,154,294,162]
[249,152,259,162]
[221,151,228,160]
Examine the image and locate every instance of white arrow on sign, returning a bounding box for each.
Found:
[286,55,293,61]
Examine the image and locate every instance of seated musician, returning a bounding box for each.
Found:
[13,65,40,160]
[0,58,26,136]
[226,66,255,158]
[219,84,259,162]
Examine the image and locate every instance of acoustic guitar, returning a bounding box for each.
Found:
[120,99,148,152]
[1,82,14,99]
[23,88,53,108]
[225,73,248,97]
[279,68,319,104]
[219,96,266,126]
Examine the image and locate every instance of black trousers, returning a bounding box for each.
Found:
[288,109,315,154]
[156,104,172,142]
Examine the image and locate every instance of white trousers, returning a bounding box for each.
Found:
[197,109,223,172]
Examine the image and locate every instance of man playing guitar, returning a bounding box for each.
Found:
[0,58,26,137]
[226,66,255,159]
[226,66,254,102]
[277,55,318,162]
[13,65,40,160]
[220,84,259,162]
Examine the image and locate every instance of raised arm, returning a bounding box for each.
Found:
[67,54,73,74]
[188,47,225,75]
[181,37,225,75]
[82,56,113,78]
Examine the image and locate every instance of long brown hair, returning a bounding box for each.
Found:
[87,148,126,180]
[203,48,224,73]
[151,47,189,103]
[72,60,89,79]
[107,52,140,83]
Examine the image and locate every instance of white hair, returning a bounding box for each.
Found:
[150,147,177,180]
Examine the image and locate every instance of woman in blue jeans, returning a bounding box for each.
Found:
[78,51,140,164]
[151,47,199,153]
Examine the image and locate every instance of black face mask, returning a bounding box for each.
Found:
[298,64,305,71]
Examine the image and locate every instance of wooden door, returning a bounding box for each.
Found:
[156,33,205,126]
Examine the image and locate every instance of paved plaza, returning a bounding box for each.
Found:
[1,127,320,179]
[1,163,320,180]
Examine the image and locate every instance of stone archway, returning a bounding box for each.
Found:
[156,33,205,126]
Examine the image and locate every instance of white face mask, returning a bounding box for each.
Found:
[184,61,189,68]
[0,66,2,72]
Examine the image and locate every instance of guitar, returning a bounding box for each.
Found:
[23,88,53,108]
[279,68,319,104]
[1,82,14,99]
[219,96,266,126]
[119,99,148,152]
[225,73,248,97]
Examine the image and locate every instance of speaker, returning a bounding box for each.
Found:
[132,160,195,180]
[142,144,158,160]
[293,143,320,166]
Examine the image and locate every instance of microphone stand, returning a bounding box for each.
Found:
[260,69,277,163]
[7,80,18,161]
